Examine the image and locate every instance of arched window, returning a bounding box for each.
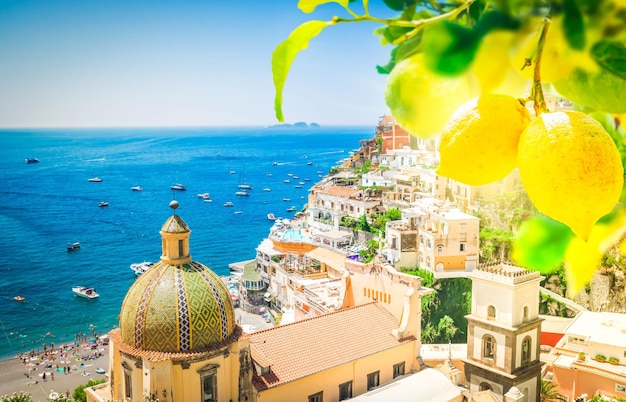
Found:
[437,245,443,253]
[483,335,496,360]
[521,336,531,364]
[523,306,529,322]
[487,305,496,320]
[479,382,492,391]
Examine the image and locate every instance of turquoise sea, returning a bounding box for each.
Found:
[0,126,369,360]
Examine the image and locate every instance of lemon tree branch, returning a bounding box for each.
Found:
[531,18,552,116]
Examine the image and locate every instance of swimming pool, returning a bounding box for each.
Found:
[281,229,307,241]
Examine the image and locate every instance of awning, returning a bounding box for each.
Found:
[306,247,347,271]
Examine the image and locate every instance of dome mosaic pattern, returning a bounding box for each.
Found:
[120,261,235,352]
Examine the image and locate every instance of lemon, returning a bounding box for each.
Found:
[385,53,477,138]
[517,110,624,241]
[553,67,626,114]
[437,94,531,186]
[473,30,530,97]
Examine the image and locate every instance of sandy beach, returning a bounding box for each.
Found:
[0,307,272,401]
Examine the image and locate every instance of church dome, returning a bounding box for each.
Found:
[119,203,236,353]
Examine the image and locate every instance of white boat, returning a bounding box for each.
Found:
[67,241,81,251]
[295,185,303,189]
[88,177,102,182]
[170,183,186,191]
[235,190,250,196]
[263,188,271,192]
[204,199,213,203]
[98,201,109,207]
[224,201,234,207]
[267,213,276,221]
[234,211,243,214]
[72,286,99,299]
[283,198,291,202]
[230,170,235,174]
[24,158,40,164]
[131,186,143,191]
[287,206,297,212]
[283,179,290,183]
[197,193,210,199]
[130,261,154,276]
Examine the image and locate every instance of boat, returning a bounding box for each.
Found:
[234,211,243,214]
[131,186,143,191]
[304,178,311,181]
[283,179,290,183]
[307,162,313,166]
[24,158,40,164]
[266,173,272,177]
[98,201,109,207]
[197,193,210,199]
[295,185,303,189]
[272,162,278,166]
[88,177,102,182]
[170,183,186,191]
[13,296,25,302]
[72,286,99,299]
[267,213,276,221]
[263,187,271,192]
[287,173,293,177]
[224,201,234,207]
[67,242,81,251]
[130,261,154,276]
[293,176,299,179]
[283,198,291,202]
[230,170,235,174]
[235,190,250,196]
[204,199,213,203]
[287,206,297,212]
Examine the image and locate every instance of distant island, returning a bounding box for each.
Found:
[267,122,320,129]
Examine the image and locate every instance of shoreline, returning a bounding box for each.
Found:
[0,307,272,400]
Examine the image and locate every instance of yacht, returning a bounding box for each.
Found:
[88,177,102,182]
[263,188,271,192]
[130,261,154,276]
[72,286,99,299]
[287,206,297,212]
[98,201,109,207]
[235,190,250,196]
[224,201,234,207]
[197,193,210,199]
[131,186,143,191]
[170,183,186,191]
[24,158,40,164]
[67,242,81,251]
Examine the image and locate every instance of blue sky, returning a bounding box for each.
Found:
[0,0,396,128]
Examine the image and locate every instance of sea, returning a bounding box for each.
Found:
[0,126,370,360]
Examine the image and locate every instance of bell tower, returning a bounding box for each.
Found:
[463,263,544,401]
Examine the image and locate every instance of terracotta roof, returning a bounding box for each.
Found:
[250,302,414,391]
[109,326,247,362]
[317,186,360,197]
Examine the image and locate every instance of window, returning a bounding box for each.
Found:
[479,382,492,391]
[367,371,380,390]
[339,381,353,401]
[487,305,496,320]
[460,243,466,252]
[523,306,529,322]
[522,336,531,364]
[124,370,132,400]
[308,391,323,402]
[483,335,495,359]
[202,374,217,402]
[437,245,443,253]
[393,362,405,378]
[178,239,184,257]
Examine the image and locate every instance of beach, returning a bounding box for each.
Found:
[0,307,272,401]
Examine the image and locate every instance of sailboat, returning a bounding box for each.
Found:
[237,170,253,190]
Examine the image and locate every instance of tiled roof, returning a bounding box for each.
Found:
[317,186,360,197]
[250,302,414,391]
[110,326,247,362]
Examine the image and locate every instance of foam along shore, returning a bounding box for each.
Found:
[0,339,110,401]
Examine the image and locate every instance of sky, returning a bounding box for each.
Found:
[0,0,397,128]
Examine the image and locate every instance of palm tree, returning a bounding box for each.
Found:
[541,379,568,401]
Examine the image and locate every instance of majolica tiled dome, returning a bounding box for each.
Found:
[119,202,236,353]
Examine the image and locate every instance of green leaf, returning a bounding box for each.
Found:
[512,215,574,272]
[591,40,626,80]
[562,0,586,50]
[382,0,417,12]
[421,21,480,76]
[272,20,329,122]
[297,0,349,13]
[376,47,398,75]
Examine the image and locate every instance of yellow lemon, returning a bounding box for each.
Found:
[437,94,531,186]
[385,53,477,138]
[517,111,624,241]
[473,30,530,97]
